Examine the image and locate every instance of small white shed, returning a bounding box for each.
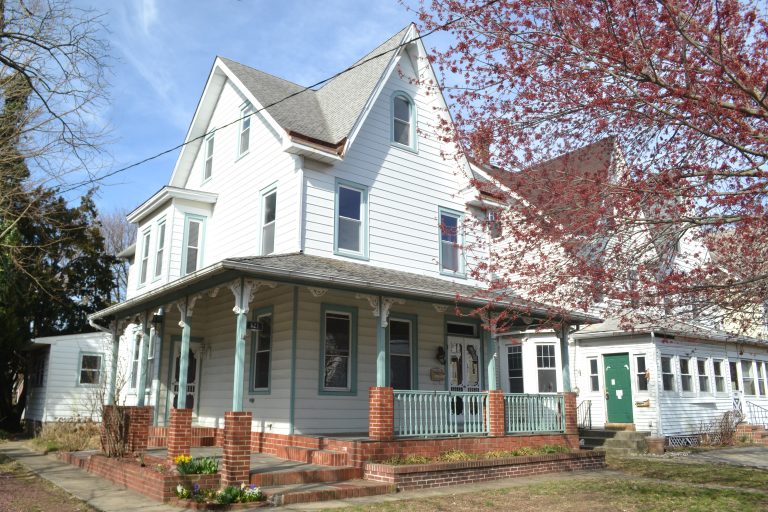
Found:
[24,332,113,427]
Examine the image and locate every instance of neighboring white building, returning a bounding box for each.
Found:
[24,332,113,428]
[571,319,768,438]
[89,24,596,438]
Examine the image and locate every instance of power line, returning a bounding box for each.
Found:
[61,1,498,195]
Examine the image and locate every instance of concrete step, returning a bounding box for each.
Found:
[264,480,396,506]
[250,466,361,487]
[579,429,619,439]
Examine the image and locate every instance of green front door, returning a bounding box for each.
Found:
[603,353,634,424]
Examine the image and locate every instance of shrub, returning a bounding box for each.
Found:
[437,449,474,462]
[32,417,100,453]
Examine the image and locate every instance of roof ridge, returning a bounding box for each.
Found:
[218,56,310,92]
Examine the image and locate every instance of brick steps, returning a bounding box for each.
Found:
[264,480,396,506]
[250,466,361,487]
[736,423,768,446]
[275,446,348,466]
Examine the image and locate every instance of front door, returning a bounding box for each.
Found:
[171,342,202,414]
[603,353,634,424]
[447,337,481,393]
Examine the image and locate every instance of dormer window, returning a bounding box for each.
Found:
[392,92,415,150]
[238,106,252,156]
[203,134,214,181]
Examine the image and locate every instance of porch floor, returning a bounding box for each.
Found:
[146,447,335,474]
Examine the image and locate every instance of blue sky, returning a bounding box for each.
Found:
[77,0,423,215]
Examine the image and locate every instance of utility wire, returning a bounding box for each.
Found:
[61,0,498,195]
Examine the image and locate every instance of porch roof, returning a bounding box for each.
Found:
[89,253,601,324]
[574,316,768,348]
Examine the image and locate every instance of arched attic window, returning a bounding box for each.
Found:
[392,92,416,150]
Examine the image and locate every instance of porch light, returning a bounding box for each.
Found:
[435,346,446,365]
[151,314,164,326]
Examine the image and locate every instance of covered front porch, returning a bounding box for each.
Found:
[90,254,592,484]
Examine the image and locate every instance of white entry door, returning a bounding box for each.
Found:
[447,336,482,424]
[171,342,202,413]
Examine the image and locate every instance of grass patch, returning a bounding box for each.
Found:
[379,445,571,465]
[608,456,768,490]
[328,475,768,512]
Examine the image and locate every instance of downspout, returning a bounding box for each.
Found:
[651,330,663,437]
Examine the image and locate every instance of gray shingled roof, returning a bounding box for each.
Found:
[220,25,410,146]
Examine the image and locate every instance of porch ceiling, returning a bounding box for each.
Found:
[90,253,601,324]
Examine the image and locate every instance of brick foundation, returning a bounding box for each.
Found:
[368,387,394,441]
[488,390,505,437]
[167,408,193,462]
[364,450,605,490]
[221,411,252,486]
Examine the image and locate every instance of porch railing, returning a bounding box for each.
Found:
[393,390,488,437]
[504,393,565,433]
[577,399,592,430]
[746,401,768,429]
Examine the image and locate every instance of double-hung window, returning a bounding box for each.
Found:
[697,358,710,393]
[320,305,357,393]
[536,344,557,393]
[635,355,648,391]
[438,208,463,275]
[680,357,693,392]
[153,220,166,279]
[251,309,272,392]
[139,229,151,285]
[238,106,252,156]
[335,181,367,258]
[759,361,767,396]
[661,355,675,391]
[183,215,205,275]
[588,357,600,392]
[713,359,726,392]
[392,92,415,149]
[507,345,524,393]
[203,134,214,181]
[388,316,416,390]
[742,360,756,395]
[131,334,141,389]
[261,187,276,255]
[79,353,102,385]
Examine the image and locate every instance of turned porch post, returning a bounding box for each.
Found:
[136,312,151,406]
[559,324,572,392]
[105,320,121,405]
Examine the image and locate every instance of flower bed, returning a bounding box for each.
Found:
[364,450,605,491]
[170,483,268,510]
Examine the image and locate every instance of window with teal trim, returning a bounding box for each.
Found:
[323,310,353,391]
[261,188,276,256]
[252,312,272,391]
[335,181,367,258]
[439,209,463,275]
[392,93,414,148]
[389,318,412,390]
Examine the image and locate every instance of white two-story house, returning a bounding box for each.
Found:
[89,25,598,452]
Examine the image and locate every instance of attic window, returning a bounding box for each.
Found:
[239,106,252,156]
[392,92,415,149]
[203,134,214,181]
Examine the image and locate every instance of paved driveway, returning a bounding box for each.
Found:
[686,445,768,469]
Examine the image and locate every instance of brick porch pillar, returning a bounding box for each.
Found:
[221,411,252,486]
[487,390,505,437]
[125,406,153,454]
[167,408,193,463]
[563,392,578,435]
[368,387,394,441]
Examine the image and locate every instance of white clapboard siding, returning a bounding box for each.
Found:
[571,335,658,433]
[25,333,113,423]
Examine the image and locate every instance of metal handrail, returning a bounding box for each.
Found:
[746,401,768,429]
[577,400,592,430]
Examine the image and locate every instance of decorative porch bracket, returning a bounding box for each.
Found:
[357,294,405,387]
[229,278,276,411]
[175,294,202,409]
